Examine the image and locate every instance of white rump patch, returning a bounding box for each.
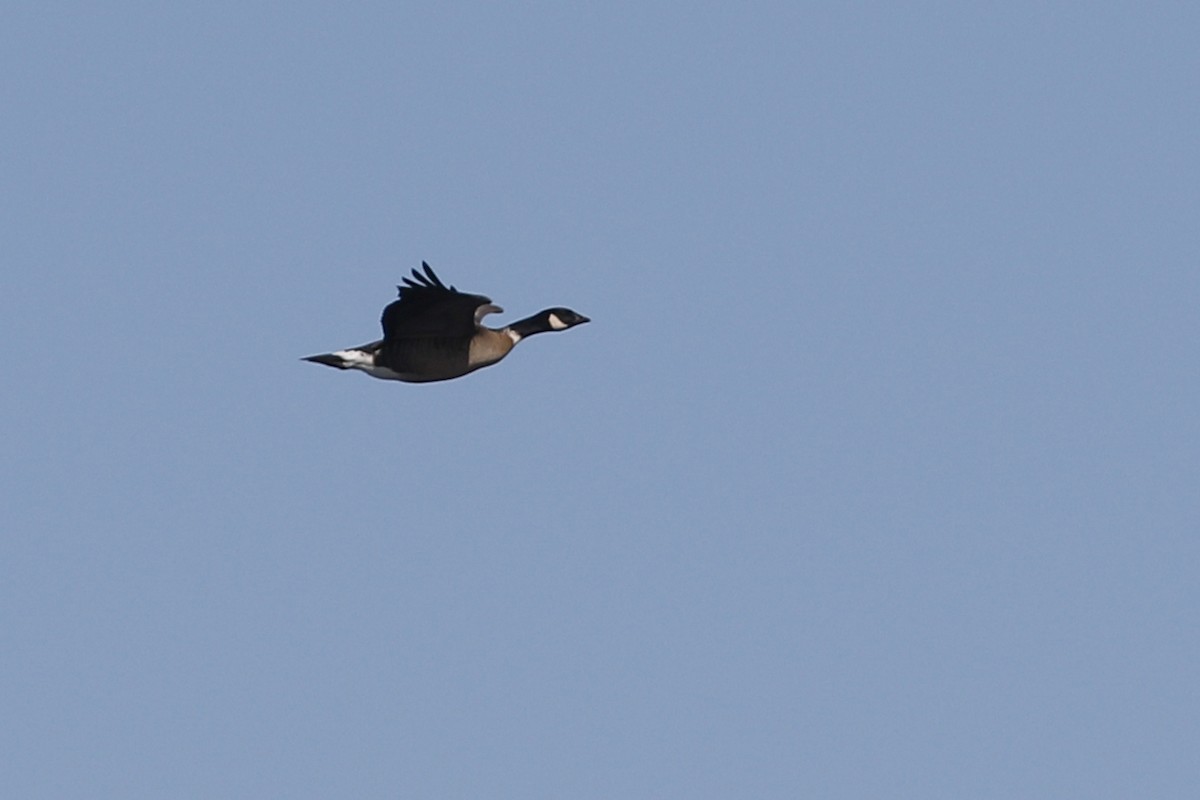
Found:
[548,313,568,330]
[333,349,376,369]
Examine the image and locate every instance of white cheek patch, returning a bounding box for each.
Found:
[548,313,568,330]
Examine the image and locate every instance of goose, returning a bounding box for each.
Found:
[303,262,589,383]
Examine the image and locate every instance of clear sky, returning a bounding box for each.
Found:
[3,3,1197,797]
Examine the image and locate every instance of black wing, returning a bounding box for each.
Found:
[380,262,493,340]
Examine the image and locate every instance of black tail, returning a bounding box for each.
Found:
[302,353,349,369]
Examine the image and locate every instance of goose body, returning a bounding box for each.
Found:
[303,262,589,383]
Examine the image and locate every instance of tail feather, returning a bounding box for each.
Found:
[302,353,351,369]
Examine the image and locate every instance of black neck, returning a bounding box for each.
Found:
[508,311,554,339]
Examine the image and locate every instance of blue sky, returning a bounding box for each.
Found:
[3,2,1198,797]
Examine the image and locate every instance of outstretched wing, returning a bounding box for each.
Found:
[380,262,494,339]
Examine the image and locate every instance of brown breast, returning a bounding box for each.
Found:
[467,328,517,370]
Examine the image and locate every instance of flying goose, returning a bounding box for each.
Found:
[303,262,589,383]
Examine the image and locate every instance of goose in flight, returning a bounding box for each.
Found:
[303,262,589,383]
